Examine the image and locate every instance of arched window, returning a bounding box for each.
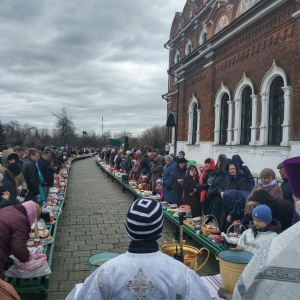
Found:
[192,103,198,144]
[185,40,193,55]
[219,94,229,145]
[199,29,207,46]
[268,76,284,145]
[174,50,181,64]
[240,86,252,145]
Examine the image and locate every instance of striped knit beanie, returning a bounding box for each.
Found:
[125,198,163,241]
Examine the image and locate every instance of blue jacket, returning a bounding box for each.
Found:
[162,162,176,202]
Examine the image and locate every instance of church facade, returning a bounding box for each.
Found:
[163,0,300,175]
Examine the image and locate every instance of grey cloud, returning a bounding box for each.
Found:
[0,0,184,136]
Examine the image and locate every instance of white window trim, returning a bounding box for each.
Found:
[259,61,291,146]
[171,127,175,145]
[199,26,207,46]
[232,74,256,146]
[185,40,193,55]
[174,50,181,64]
[187,94,200,145]
[214,83,232,145]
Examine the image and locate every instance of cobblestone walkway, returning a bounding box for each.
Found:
[47,157,219,299]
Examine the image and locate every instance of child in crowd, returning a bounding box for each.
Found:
[237,205,281,254]
[156,178,163,198]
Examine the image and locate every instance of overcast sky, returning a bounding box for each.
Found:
[0,0,185,136]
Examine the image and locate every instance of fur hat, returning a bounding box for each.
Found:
[7,163,21,177]
[125,198,163,241]
[283,156,300,198]
[252,205,272,224]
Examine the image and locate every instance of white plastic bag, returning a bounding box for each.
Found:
[5,263,51,278]
[6,253,51,279]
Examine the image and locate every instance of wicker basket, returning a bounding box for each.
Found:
[201,214,218,236]
[224,222,247,248]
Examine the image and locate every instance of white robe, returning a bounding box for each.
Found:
[66,251,212,300]
[233,221,300,300]
[237,228,277,255]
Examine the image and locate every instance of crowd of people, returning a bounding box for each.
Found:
[99,146,297,235]
[0,145,95,296]
[1,143,299,299]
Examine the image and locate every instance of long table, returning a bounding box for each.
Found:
[96,159,226,255]
[4,155,93,299]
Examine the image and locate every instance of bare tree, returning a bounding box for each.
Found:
[52,107,75,146]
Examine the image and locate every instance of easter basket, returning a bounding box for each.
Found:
[201,214,219,236]
[222,222,246,248]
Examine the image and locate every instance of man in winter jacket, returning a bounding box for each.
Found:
[277,162,293,203]
[22,148,40,202]
[38,150,54,199]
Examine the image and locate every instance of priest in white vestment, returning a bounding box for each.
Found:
[66,198,212,300]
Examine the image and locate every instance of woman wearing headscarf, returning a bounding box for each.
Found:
[171,158,188,206]
[0,201,41,279]
[129,159,141,182]
[249,168,283,199]
[196,158,215,215]
[182,165,201,217]
[219,162,250,228]
[207,154,228,225]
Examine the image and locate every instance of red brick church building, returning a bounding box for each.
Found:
[163,0,300,174]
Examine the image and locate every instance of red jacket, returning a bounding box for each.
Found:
[0,204,30,279]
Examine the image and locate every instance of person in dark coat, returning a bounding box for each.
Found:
[219,162,250,229]
[207,154,228,226]
[2,163,21,205]
[277,162,294,203]
[244,189,294,231]
[231,154,255,191]
[162,155,176,203]
[0,201,41,279]
[171,158,188,206]
[196,158,215,215]
[22,148,41,202]
[114,149,123,169]
[146,152,154,188]
[0,174,11,209]
[38,150,54,199]
[151,156,164,194]
[182,165,201,217]
[139,154,149,176]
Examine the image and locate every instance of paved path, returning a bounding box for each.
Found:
[47,157,219,299]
